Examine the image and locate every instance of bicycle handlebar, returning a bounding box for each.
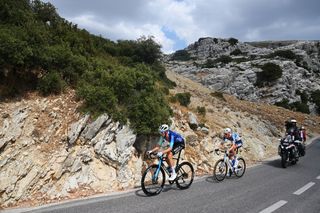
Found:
[146,152,167,160]
[214,149,228,155]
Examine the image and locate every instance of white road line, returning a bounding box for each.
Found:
[293,182,315,195]
[316,175,320,180]
[259,200,287,213]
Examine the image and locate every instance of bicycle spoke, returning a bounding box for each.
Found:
[213,159,227,181]
[176,162,194,189]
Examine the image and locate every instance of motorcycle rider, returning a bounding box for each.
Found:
[286,119,301,141]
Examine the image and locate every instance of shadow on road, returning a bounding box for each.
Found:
[205,174,240,183]
[134,184,179,197]
[264,159,283,168]
[135,189,149,197]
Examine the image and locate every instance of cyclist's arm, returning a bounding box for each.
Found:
[149,145,160,153]
[161,135,174,154]
[149,136,163,153]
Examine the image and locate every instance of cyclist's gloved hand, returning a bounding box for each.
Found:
[157,152,163,157]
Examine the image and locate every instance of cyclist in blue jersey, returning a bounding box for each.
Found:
[220,128,243,170]
[147,124,185,181]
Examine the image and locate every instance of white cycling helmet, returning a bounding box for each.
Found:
[290,119,297,123]
[159,124,169,133]
[224,128,232,134]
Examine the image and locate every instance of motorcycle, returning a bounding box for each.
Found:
[278,135,299,168]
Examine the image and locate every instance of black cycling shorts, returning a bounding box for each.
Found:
[172,140,185,155]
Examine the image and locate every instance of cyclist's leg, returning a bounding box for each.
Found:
[229,145,236,159]
[167,151,177,180]
[167,151,174,168]
[230,145,238,167]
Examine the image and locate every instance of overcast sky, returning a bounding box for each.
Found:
[45,0,320,53]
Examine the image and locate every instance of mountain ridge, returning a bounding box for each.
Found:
[165,37,320,114]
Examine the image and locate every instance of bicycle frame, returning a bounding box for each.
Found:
[217,149,241,170]
[223,151,233,169]
[152,149,183,182]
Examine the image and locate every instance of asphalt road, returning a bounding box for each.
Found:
[6,138,320,213]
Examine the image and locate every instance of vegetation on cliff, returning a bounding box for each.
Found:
[0,0,173,134]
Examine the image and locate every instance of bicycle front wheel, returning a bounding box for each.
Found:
[213,159,227,181]
[234,157,246,178]
[176,161,194,189]
[141,165,165,196]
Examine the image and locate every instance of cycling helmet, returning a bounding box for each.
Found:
[159,124,169,133]
[301,126,305,130]
[224,128,232,134]
[290,119,297,123]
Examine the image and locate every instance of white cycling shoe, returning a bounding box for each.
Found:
[168,173,177,181]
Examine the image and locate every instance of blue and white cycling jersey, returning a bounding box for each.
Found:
[223,132,243,147]
[158,130,185,149]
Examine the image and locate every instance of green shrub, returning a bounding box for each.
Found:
[228,38,238,46]
[275,98,290,108]
[210,91,225,101]
[175,92,191,107]
[169,95,178,103]
[296,90,309,103]
[202,55,232,68]
[233,57,249,63]
[202,59,216,68]
[38,71,66,95]
[290,101,310,114]
[216,55,232,64]
[275,98,310,114]
[255,63,282,87]
[230,49,242,56]
[171,50,191,61]
[0,0,174,134]
[77,84,117,115]
[311,90,320,113]
[128,92,172,134]
[274,50,296,60]
[197,106,206,116]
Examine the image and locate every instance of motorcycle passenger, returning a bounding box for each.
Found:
[300,126,307,144]
[220,128,243,170]
[147,124,185,181]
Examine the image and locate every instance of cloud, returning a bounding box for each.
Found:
[46,0,320,52]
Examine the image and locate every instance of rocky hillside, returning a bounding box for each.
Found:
[164,38,320,114]
[1,72,320,209]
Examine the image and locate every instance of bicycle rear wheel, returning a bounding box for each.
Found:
[141,165,165,196]
[175,161,194,189]
[213,159,227,181]
[234,157,246,177]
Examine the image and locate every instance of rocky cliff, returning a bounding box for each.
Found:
[164,38,320,114]
[1,72,320,209]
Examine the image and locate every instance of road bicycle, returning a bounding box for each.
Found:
[141,149,194,196]
[213,148,246,181]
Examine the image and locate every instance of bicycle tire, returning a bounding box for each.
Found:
[175,161,194,189]
[213,159,227,181]
[234,157,246,178]
[141,164,165,196]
